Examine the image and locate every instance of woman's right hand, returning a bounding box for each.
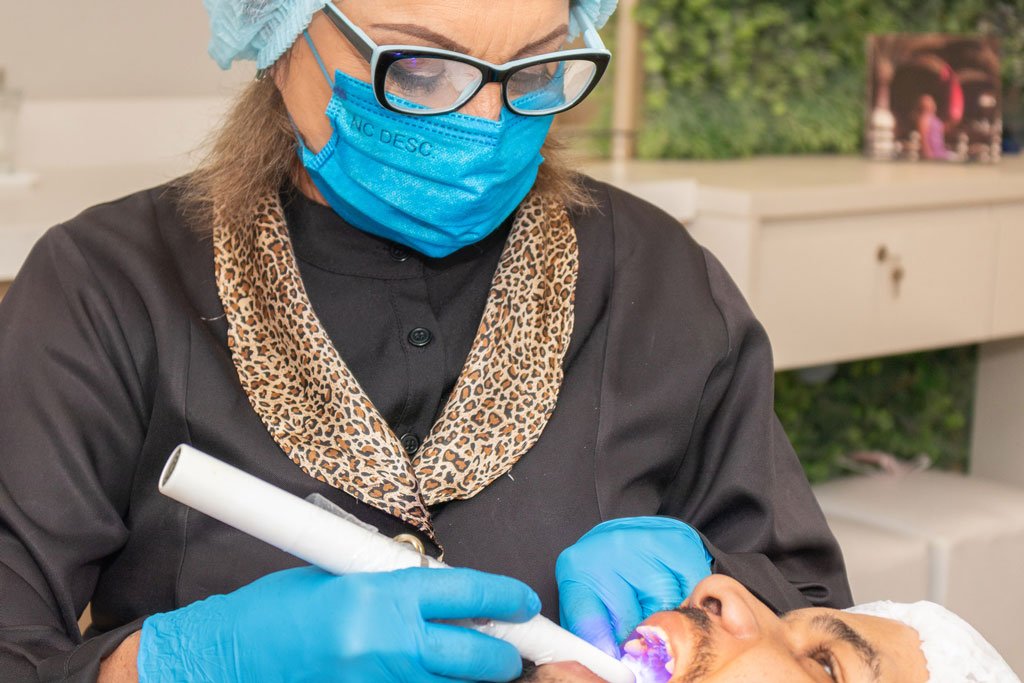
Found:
[136,565,541,683]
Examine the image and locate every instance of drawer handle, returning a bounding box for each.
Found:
[892,264,905,297]
[877,245,905,297]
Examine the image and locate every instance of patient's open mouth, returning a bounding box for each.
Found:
[620,604,717,683]
[620,625,675,683]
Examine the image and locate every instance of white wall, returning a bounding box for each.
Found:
[0,2,253,99]
[0,2,254,279]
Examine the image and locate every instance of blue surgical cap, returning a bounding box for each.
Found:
[568,0,617,40]
[204,0,619,70]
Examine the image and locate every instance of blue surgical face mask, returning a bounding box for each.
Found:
[295,65,555,258]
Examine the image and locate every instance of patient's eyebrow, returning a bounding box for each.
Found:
[811,614,882,681]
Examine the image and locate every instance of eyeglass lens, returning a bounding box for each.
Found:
[383,56,482,111]
[382,56,598,115]
[507,60,597,114]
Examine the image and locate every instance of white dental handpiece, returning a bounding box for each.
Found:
[158,444,636,683]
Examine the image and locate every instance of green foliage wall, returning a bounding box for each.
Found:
[633,1,1024,158]
[775,347,977,484]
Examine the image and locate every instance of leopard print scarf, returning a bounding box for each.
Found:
[213,192,578,540]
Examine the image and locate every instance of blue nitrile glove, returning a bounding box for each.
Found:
[556,517,713,656]
[138,565,541,683]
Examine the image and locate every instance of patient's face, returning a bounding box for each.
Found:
[522,575,928,683]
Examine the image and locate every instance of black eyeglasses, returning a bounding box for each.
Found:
[317,3,611,117]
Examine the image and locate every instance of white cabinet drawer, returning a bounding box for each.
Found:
[992,204,1024,338]
[752,207,998,369]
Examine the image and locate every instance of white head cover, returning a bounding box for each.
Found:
[204,0,619,70]
[845,601,1020,683]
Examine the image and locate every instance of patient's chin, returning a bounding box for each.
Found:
[520,660,609,682]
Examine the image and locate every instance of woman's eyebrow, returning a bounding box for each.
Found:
[810,615,882,681]
[509,26,569,60]
[370,24,569,61]
[371,23,471,54]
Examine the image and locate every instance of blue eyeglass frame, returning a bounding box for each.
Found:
[316,2,612,117]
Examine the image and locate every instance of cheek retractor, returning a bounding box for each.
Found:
[619,625,675,683]
[158,444,637,683]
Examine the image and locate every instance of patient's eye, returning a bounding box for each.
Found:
[808,646,838,681]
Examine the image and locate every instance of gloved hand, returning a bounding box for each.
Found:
[556,517,713,656]
[138,565,541,683]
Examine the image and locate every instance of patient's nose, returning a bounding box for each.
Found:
[686,575,763,641]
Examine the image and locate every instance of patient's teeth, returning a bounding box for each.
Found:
[623,638,647,656]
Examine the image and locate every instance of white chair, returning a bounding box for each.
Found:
[815,470,1024,675]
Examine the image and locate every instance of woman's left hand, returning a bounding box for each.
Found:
[556,517,714,656]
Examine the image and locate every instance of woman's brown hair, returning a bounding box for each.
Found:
[178,63,593,231]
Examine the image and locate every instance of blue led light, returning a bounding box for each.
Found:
[618,626,673,683]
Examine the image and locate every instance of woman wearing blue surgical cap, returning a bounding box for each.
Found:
[0,1,851,681]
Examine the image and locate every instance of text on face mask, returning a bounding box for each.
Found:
[350,115,434,157]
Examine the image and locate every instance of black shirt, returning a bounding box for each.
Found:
[283,185,512,452]
[0,176,851,681]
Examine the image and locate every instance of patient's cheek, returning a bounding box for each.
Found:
[671,649,813,682]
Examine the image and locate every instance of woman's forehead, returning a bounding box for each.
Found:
[343,0,571,57]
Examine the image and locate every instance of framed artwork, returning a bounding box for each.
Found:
[867,34,1001,163]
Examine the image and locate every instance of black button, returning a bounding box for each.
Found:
[407,327,433,347]
[400,433,420,455]
[389,246,410,262]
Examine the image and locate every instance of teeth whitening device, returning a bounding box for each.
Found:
[159,445,637,683]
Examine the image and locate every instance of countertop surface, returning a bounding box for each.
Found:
[3,155,1023,281]
[584,154,1024,219]
[0,164,188,281]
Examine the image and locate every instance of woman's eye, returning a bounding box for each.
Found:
[517,72,553,89]
[512,70,552,90]
[509,71,555,99]
[393,73,440,94]
[389,63,445,94]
